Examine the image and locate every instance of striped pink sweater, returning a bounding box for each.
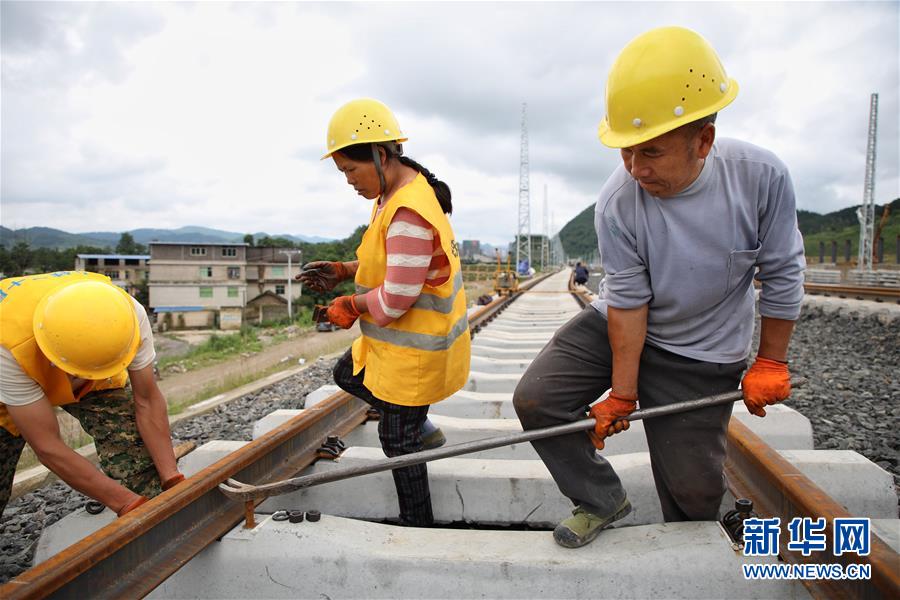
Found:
[364,207,450,326]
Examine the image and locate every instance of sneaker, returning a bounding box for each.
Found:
[553,499,632,548]
[421,418,446,450]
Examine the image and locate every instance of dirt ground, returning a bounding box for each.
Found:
[157,325,359,405]
[153,332,193,360]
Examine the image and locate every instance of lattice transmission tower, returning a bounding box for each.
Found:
[856,93,878,272]
[516,103,531,270]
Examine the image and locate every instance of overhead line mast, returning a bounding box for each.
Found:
[541,183,549,270]
[856,92,878,272]
[517,103,531,270]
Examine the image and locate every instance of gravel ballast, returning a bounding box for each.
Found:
[2,303,898,583]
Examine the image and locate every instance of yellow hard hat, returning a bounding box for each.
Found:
[322,98,407,159]
[33,281,140,380]
[598,26,739,148]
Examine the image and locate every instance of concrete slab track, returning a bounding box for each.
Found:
[148,515,808,599]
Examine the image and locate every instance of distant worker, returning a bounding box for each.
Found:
[0,272,185,516]
[514,27,805,547]
[573,262,589,286]
[298,98,471,527]
[517,258,531,276]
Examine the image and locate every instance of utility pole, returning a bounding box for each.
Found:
[856,93,878,272]
[278,249,302,321]
[516,103,531,272]
[541,184,549,271]
[550,210,557,266]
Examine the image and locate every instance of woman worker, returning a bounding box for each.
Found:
[298,98,471,526]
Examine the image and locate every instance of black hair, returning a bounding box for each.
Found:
[683,112,718,135]
[336,142,453,215]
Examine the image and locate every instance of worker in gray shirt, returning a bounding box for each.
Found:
[513,26,805,548]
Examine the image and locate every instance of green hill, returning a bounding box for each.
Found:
[801,199,900,259]
[557,204,597,260]
[0,226,111,250]
[559,198,900,262]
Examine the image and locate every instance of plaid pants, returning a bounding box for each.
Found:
[333,349,433,526]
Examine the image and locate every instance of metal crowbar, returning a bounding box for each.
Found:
[219,377,806,502]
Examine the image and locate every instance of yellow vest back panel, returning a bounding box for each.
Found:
[0,272,130,435]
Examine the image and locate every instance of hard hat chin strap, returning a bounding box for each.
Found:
[371,143,387,198]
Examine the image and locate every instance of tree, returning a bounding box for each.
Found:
[256,236,295,248]
[116,232,147,255]
[8,242,33,276]
[0,246,10,276]
[133,280,150,307]
[243,233,255,246]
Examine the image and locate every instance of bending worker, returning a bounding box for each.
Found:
[299,98,471,526]
[572,262,590,288]
[513,26,805,548]
[0,272,185,516]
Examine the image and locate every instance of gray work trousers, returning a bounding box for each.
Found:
[512,306,746,522]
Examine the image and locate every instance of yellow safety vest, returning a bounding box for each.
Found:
[351,173,471,406]
[0,272,131,436]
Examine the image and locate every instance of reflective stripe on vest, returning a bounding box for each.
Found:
[355,271,463,315]
[359,312,469,352]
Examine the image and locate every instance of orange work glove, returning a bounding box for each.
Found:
[117,495,149,517]
[741,356,791,417]
[162,473,185,490]
[587,392,637,450]
[326,295,361,329]
[297,261,349,292]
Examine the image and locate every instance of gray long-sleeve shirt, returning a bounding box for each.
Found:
[591,138,806,363]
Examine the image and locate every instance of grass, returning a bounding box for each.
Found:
[157,327,261,371]
[158,307,316,372]
[803,211,900,264]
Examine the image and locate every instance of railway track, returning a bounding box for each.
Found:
[802,283,900,304]
[3,270,898,599]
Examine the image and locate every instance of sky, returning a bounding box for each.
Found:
[2,1,898,247]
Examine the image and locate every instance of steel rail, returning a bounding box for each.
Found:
[726,420,900,600]
[468,270,556,334]
[1,270,560,599]
[588,272,900,303]
[803,282,899,303]
[0,392,369,600]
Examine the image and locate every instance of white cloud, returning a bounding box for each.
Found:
[1,1,897,247]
